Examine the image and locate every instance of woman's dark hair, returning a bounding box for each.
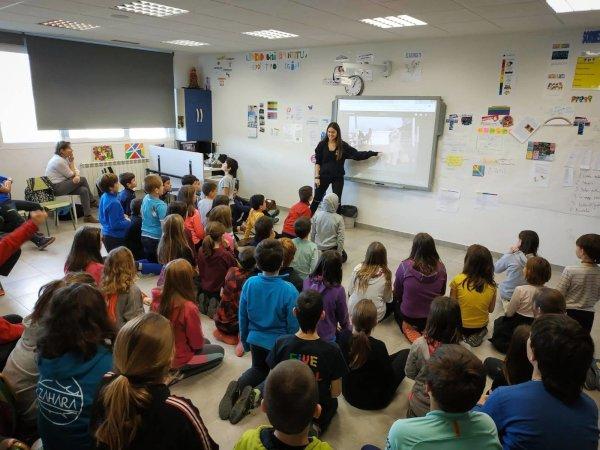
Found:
[408,233,440,276]
[225,157,238,178]
[576,233,600,264]
[250,194,265,210]
[254,215,274,244]
[310,250,343,286]
[461,244,496,293]
[211,195,230,209]
[38,283,115,360]
[524,256,551,286]
[65,226,103,273]
[423,296,462,345]
[518,230,539,256]
[324,122,343,160]
[503,325,533,386]
[55,140,71,155]
[349,299,377,369]
[530,314,594,404]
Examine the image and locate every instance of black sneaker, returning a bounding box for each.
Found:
[229,386,259,424]
[35,235,55,250]
[219,380,239,420]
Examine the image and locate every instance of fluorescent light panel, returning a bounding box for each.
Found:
[115,1,188,17]
[39,19,99,30]
[361,15,427,28]
[242,29,298,39]
[163,39,209,46]
[546,0,600,12]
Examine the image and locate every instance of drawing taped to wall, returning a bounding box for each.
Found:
[526,141,556,161]
[93,145,113,161]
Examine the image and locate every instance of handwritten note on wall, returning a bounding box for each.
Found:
[571,170,600,217]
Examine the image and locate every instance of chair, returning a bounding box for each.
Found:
[24,177,77,236]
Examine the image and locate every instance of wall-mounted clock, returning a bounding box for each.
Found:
[344,75,364,96]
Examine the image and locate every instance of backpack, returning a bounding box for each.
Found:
[24,177,55,204]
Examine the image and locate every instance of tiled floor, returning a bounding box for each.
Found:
[2,218,599,449]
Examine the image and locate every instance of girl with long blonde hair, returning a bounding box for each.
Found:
[348,241,393,322]
[100,246,144,329]
[151,259,224,378]
[92,312,219,450]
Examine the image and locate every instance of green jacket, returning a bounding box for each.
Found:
[234,426,333,450]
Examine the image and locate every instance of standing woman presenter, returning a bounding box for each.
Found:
[311,122,379,214]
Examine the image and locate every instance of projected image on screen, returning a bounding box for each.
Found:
[335,98,441,189]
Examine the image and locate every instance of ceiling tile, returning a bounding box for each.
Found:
[437,19,501,34]
[492,13,565,30]
[454,0,540,7]
[556,11,600,27]
[469,1,556,20]
[377,0,463,14]
[416,8,484,24]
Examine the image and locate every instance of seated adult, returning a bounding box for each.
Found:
[368,345,501,450]
[476,314,598,450]
[45,141,98,223]
[0,174,54,250]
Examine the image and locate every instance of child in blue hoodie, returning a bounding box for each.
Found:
[219,238,298,425]
[141,174,168,263]
[98,173,131,252]
[36,283,114,450]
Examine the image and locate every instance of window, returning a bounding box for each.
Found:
[68,128,125,139]
[0,50,60,143]
[129,127,168,139]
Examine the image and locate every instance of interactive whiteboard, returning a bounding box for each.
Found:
[333,96,446,191]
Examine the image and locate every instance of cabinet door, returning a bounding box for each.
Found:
[185,89,212,141]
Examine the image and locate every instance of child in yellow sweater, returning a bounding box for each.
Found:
[243,194,267,240]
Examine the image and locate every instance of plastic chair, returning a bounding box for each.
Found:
[24,177,76,236]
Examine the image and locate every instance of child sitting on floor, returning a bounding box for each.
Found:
[98,173,131,252]
[278,237,304,292]
[282,185,313,238]
[233,359,333,450]
[117,172,136,217]
[198,181,217,227]
[177,185,204,249]
[141,174,168,263]
[311,193,346,263]
[64,226,104,285]
[291,217,319,280]
[243,194,267,241]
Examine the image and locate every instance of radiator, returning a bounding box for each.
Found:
[79,159,149,195]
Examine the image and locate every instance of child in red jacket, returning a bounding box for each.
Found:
[282,186,313,238]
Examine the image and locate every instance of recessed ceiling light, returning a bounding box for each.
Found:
[162,39,209,46]
[360,15,427,28]
[39,19,100,30]
[242,29,298,39]
[114,1,188,17]
[546,0,600,13]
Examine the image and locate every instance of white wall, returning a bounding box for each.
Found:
[198,29,600,267]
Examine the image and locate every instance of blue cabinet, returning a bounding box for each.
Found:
[175,88,212,141]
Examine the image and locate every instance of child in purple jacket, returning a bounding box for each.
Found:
[303,250,350,341]
[393,233,447,343]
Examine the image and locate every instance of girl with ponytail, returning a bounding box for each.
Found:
[196,221,238,317]
[338,299,408,410]
[92,312,219,450]
[151,259,224,379]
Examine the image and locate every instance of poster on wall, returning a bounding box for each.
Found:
[526,141,556,161]
[498,52,516,95]
[549,43,570,65]
[259,103,265,133]
[543,72,566,97]
[247,105,258,138]
[245,49,308,72]
[401,51,423,82]
[213,55,234,86]
[283,123,303,144]
[93,145,113,161]
[572,56,600,90]
[267,101,278,120]
[124,143,144,160]
[510,116,541,143]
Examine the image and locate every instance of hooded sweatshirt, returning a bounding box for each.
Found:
[37,345,113,450]
[393,259,447,319]
[310,193,344,253]
[234,426,333,450]
[494,251,531,300]
[303,276,350,341]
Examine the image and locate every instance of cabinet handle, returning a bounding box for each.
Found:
[199,108,203,123]
[196,108,200,123]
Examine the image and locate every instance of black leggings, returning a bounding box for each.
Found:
[310,177,344,214]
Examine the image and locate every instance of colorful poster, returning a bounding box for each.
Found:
[572,56,600,90]
[472,164,485,177]
[92,145,113,161]
[267,101,278,120]
[526,141,556,161]
[402,51,423,82]
[550,43,570,65]
[544,72,566,97]
[498,52,516,96]
[247,105,258,138]
[245,49,308,72]
[124,143,144,160]
[258,103,265,133]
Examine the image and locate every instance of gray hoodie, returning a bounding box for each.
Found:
[311,193,345,253]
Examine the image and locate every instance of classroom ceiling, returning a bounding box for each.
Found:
[0,0,599,53]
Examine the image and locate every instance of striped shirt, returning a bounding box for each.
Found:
[556,263,600,311]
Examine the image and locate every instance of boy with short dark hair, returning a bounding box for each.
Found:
[159,175,171,203]
[98,173,130,252]
[533,287,566,316]
[266,290,346,436]
[291,216,319,280]
[382,345,501,450]
[125,197,144,260]
[181,174,201,192]
[220,239,298,425]
[199,181,217,226]
[117,172,136,216]
[234,360,333,450]
[282,185,313,238]
[141,174,168,263]
[244,194,267,241]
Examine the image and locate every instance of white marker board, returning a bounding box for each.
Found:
[333,96,446,191]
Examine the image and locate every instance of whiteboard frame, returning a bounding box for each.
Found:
[332,95,446,191]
